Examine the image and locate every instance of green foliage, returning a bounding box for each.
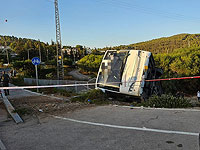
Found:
[12,60,25,70]
[76,45,86,58]
[0,35,56,62]
[139,94,191,108]
[52,88,76,97]
[45,72,54,79]
[12,60,35,77]
[39,68,56,79]
[152,47,200,94]
[155,47,200,76]
[77,54,103,73]
[46,59,56,65]
[12,60,56,78]
[40,88,76,97]
[98,34,200,54]
[63,58,73,66]
[11,75,25,86]
[71,89,109,105]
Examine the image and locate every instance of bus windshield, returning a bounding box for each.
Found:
[97,51,129,88]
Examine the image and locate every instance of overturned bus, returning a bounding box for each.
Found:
[95,50,163,100]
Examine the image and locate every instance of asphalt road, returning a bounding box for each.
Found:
[1,105,200,150]
[68,69,90,81]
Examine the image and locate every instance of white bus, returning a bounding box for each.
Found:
[96,50,163,100]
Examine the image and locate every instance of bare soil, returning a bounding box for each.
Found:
[8,96,94,118]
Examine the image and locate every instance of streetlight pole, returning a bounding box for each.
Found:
[6,47,9,64]
[28,49,30,60]
[46,49,49,61]
[0,37,9,64]
[4,38,9,65]
[38,40,42,62]
[27,48,34,60]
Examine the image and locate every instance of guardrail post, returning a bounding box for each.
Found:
[198,133,200,150]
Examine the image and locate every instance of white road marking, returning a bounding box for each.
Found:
[53,115,200,136]
[118,105,200,112]
[24,90,64,100]
[0,140,6,150]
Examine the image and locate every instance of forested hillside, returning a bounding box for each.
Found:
[0,35,56,61]
[0,35,88,79]
[0,35,88,63]
[99,34,200,54]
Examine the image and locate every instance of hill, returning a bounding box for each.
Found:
[0,35,87,63]
[99,33,200,54]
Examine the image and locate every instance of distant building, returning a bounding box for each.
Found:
[62,48,78,56]
[0,46,6,49]
[0,46,17,57]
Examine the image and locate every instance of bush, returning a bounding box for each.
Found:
[139,94,191,108]
[11,75,25,86]
[40,88,76,97]
[71,89,109,105]
[45,72,54,79]
[39,68,56,79]
[63,58,73,66]
[77,54,103,73]
[12,60,35,77]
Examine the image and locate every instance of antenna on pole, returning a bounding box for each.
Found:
[54,0,64,80]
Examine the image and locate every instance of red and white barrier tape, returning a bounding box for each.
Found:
[146,76,200,82]
[0,75,200,90]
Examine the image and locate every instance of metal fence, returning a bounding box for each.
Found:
[24,78,96,93]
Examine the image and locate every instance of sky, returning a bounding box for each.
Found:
[1,0,200,48]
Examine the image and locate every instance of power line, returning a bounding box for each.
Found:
[44,0,54,3]
[94,0,200,23]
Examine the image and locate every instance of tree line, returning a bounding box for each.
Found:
[98,34,200,54]
[0,35,89,64]
[0,35,91,79]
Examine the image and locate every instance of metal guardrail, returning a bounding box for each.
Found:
[0,89,23,124]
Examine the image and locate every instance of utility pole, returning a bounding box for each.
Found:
[188,39,190,48]
[46,49,49,62]
[5,41,9,65]
[54,0,64,80]
[0,37,9,64]
[28,49,30,60]
[38,40,42,62]
[27,48,34,60]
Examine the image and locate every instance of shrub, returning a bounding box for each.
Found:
[139,94,191,108]
[11,75,25,86]
[77,54,103,73]
[40,88,76,97]
[45,72,54,79]
[39,68,56,79]
[12,60,35,77]
[71,89,109,105]
[63,58,73,66]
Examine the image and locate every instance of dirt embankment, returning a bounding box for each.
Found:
[9,96,94,118]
